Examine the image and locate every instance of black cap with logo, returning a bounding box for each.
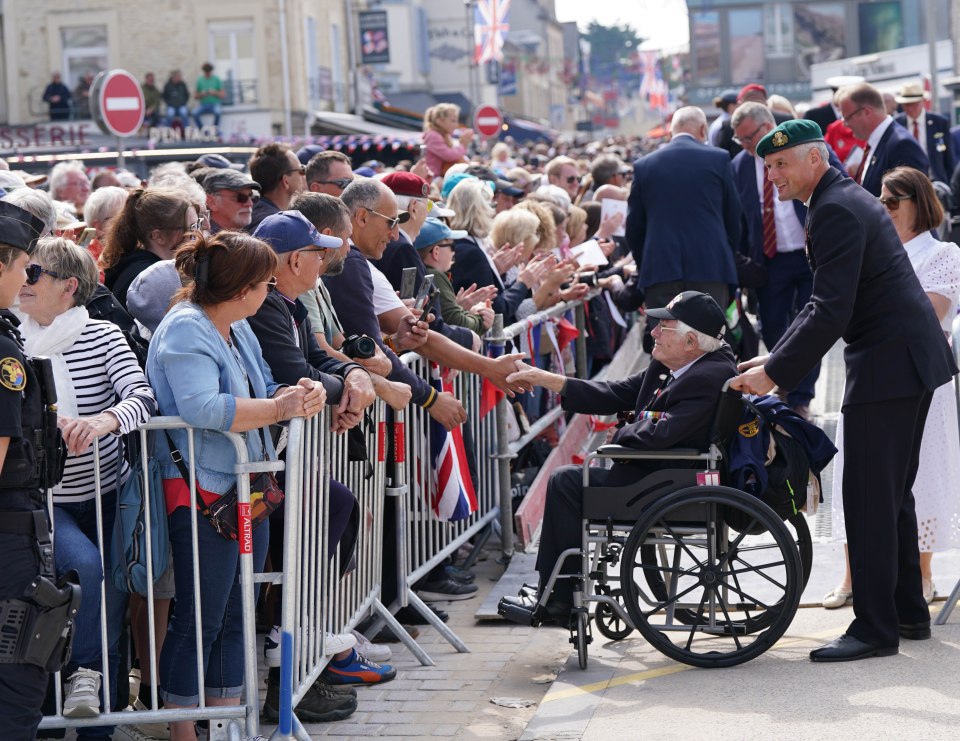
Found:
[646,291,726,340]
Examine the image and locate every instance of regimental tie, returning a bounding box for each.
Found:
[913,119,920,141]
[854,144,872,185]
[762,174,777,259]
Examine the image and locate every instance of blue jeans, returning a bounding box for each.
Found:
[192,102,221,129]
[159,506,268,706]
[54,494,128,737]
[164,105,189,126]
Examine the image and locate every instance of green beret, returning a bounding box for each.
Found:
[756,119,824,158]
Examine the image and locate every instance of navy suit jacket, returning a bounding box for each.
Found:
[893,111,954,184]
[449,236,529,323]
[861,121,930,196]
[765,167,955,406]
[560,346,738,484]
[626,135,742,290]
[732,146,846,266]
[804,103,837,135]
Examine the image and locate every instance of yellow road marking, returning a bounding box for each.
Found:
[541,617,907,704]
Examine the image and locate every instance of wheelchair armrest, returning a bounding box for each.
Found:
[591,444,709,460]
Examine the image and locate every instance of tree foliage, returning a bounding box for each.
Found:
[583,21,644,78]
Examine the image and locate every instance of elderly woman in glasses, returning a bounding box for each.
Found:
[825,166,960,611]
[15,236,156,723]
[100,188,200,308]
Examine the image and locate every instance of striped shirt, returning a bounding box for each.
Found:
[54,320,156,503]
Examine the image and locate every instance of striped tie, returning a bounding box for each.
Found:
[855,144,871,184]
[762,174,777,259]
[913,119,920,141]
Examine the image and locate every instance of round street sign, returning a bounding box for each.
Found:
[93,70,145,137]
[474,105,503,138]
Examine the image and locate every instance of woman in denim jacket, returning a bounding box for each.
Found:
[147,231,325,741]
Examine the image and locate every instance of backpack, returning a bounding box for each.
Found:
[761,425,813,520]
[86,284,150,369]
[110,434,169,593]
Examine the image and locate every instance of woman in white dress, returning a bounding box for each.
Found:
[825,166,960,608]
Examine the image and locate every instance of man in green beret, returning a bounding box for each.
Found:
[732,118,957,662]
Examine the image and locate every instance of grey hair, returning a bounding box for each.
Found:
[793,140,830,164]
[83,185,128,226]
[341,178,387,215]
[2,188,56,235]
[33,236,99,306]
[670,106,708,138]
[730,101,775,130]
[48,161,88,200]
[675,320,723,353]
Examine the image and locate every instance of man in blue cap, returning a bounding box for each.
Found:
[733,118,956,662]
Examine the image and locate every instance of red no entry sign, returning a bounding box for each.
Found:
[474,105,503,137]
[94,70,145,137]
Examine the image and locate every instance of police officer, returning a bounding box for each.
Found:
[0,201,56,739]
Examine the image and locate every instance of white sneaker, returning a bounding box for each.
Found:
[352,629,392,663]
[63,667,101,718]
[264,625,281,667]
[324,631,357,655]
[127,698,171,739]
[128,666,141,708]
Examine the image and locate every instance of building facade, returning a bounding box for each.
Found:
[685,0,952,108]
[0,0,351,136]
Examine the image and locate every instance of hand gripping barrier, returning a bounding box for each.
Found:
[38,416,274,741]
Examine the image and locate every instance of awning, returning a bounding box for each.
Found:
[310,110,419,139]
[501,116,555,143]
[373,92,474,127]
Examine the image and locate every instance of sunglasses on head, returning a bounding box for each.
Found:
[25,263,66,285]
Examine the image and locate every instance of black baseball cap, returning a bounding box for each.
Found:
[0,201,44,254]
[646,291,726,340]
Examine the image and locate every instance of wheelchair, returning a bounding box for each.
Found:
[501,381,813,670]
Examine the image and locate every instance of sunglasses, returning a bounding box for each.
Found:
[564,175,579,184]
[285,165,307,176]
[367,208,403,230]
[879,194,911,211]
[219,191,260,205]
[26,263,66,285]
[312,178,353,190]
[258,276,278,289]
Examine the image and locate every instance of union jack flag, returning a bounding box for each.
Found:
[474,0,511,65]
[427,371,478,521]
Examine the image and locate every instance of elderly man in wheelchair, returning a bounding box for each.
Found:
[499,291,828,668]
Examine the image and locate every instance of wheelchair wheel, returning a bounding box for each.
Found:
[787,513,813,591]
[620,485,802,668]
[574,610,590,669]
[594,589,633,641]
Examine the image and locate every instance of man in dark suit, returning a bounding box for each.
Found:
[836,82,929,196]
[734,119,956,662]
[626,106,742,323]
[500,292,737,622]
[730,101,829,419]
[893,81,954,184]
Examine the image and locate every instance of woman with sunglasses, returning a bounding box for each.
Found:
[15,237,156,730]
[100,188,200,308]
[825,166,960,611]
[148,231,324,741]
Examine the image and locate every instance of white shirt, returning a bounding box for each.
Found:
[859,116,895,184]
[905,110,927,155]
[753,155,805,253]
[369,261,405,315]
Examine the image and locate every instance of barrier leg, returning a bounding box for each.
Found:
[371,598,435,666]
[403,590,469,653]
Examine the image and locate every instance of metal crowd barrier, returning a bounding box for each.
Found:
[39,416,272,740]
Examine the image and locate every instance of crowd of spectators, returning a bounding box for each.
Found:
[1,73,958,735]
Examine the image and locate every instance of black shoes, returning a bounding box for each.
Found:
[809,634,899,662]
[498,593,573,628]
[263,669,357,723]
[899,621,932,640]
[394,604,450,625]
[415,576,479,601]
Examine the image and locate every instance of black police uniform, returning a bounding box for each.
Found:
[0,310,49,739]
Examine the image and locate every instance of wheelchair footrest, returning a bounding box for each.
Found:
[497,597,541,627]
